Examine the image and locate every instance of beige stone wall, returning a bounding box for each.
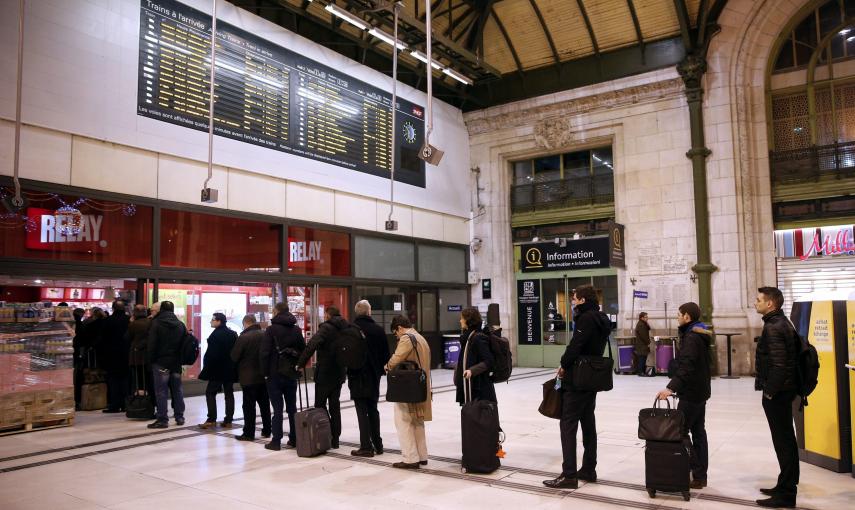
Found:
[464,0,813,374]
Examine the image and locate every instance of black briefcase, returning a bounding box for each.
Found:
[638,397,684,442]
[571,337,614,392]
[386,361,427,403]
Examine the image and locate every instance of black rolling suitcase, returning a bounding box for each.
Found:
[460,339,503,474]
[126,367,155,420]
[644,440,691,501]
[295,374,331,458]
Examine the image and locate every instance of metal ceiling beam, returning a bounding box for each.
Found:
[433,1,469,19]
[445,5,475,37]
[418,0,445,22]
[575,0,600,55]
[489,7,523,73]
[455,10,480,43]
[672,0,693,52]
[625,0,645,55]
[259,0,484,107]
[464,0,498,55]
[528,0,560,65]
[364,0,503,77]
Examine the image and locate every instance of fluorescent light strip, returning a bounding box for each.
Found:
[325,4,369,31]
[369,28,407,50]
[442,67,473,86]
[409,50,443,70]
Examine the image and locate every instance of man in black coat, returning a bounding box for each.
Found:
[231,314,271,441]
[297,306,348,449]
[260,302,305,451]
[199,312,238,428]
[754,286,800,508]
[657,302,712,489]
[544,284,611,490]
[147,301,186,428]
[101,300,130,413]
[349,300,391,457]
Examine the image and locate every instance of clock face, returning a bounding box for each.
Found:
[402,121,417,144]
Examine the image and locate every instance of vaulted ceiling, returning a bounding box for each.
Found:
[230,0,728,111]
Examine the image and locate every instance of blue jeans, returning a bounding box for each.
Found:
[152,364,184,423]
[266,374,297,444]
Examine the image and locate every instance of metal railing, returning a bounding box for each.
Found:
[770,141,855,184]
[511,175,614,214]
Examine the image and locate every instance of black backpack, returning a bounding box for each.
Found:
[180,328,200,366]
[793,327,820,408]
[487,331,513,383]
[336,323,367,370]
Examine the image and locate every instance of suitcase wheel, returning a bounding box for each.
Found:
[647,489,656,498]
[682,492,690,502]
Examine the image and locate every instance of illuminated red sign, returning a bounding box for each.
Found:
[25,208,107,253]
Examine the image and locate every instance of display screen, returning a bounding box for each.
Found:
[137,0,426,187]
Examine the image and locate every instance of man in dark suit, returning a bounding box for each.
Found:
[349,300,391,457]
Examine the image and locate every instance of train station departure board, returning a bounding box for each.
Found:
[137,0,426,187]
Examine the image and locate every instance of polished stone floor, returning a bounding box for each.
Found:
[0,368,852,509]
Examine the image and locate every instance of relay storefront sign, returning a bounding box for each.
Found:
[775,225,855,260]
[520,237,610,272]
[25,208,107,252]
[287,227,351,276]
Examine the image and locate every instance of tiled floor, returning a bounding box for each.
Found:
[1,368,852,509]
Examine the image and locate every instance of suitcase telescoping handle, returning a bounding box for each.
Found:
[463,331,474,404]
[298,369,311,412]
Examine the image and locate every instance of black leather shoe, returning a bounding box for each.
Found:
[419,460,428,466]
[285,442,296,449]
[175,418,185,426]
[235,435,255,442]
[577,471,597,483]
[374,445,384,455]
[759,487,779,496]
[261,430,271,438]
[102,408,121,413]
[331,440,340,449]
[392,461,420,469]
[147,421,167,429]
[756,497,796,508]
[543,476,578,489]
[264,442,281,451]
[351,449,374,458]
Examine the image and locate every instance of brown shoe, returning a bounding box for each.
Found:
[690,479,707,489]
[351,449,375,458]
[198,421,216,429]
[392,461,420,469]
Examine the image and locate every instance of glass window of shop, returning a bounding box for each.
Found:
[418,245,466,283]
[154,281,280,381]
[540,275,618,346]
[160,209,282,271]
[287,227,350,276]
[354,236,415,280]
[0,188,153,265]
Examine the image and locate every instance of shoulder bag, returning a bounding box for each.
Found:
[386,333,428,403]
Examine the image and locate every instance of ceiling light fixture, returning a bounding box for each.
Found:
[369,27,407,50]
[409,50,443,70]
[442,67,473,85]
[325,3,370,31]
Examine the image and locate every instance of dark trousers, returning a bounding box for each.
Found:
[73,367,84,406]
[353,397,383,450]
[678,399,709,481]
[315,383,343,444]
[762,391,799,500]
[205,380,235,422]
[241,383,271,438]
[106,372,129,410]
[152,364,184,423]
[559,390,598,477]
[267,374,298,444]
[633,352,648,375]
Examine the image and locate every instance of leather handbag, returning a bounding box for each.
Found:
[571,336,614,392]
[538,377,563,419]
[386,334,428,403]
[638,397,684,442]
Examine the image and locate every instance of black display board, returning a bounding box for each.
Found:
[517,279,541,345]
[520,237,610,273]
[137,0,425,187]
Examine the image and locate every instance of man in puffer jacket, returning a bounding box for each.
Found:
[544,284,611,490]
[657,302,712,490]
[260,302,305,451]
[753,286,799,509]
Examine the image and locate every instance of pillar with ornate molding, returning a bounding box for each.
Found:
[678,54,718,325]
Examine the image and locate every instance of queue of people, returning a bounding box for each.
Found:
[69,285,803,508]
